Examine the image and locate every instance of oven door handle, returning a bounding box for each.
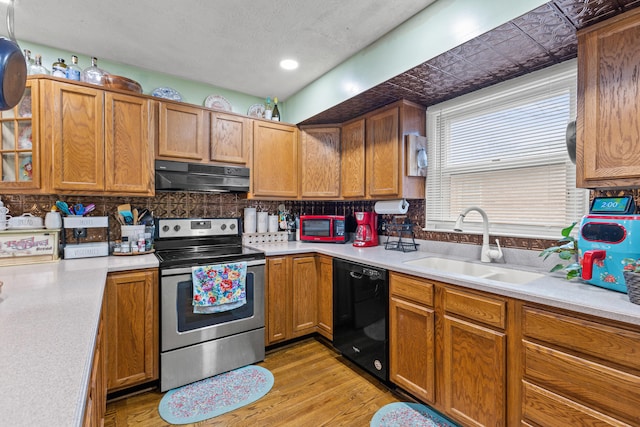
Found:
[161,259,266,276]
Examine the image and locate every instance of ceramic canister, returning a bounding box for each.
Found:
[257,211,268,233]
[44,211,62,229]
[244,207,257,233]
[268,215,278,233]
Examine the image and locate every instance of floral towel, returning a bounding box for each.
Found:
[192,262,247,314]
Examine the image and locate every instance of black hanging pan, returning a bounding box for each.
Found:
[0,0,25,111]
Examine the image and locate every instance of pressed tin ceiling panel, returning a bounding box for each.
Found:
[300,0,640,125]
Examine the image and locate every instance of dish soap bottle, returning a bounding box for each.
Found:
[272,97,280,121]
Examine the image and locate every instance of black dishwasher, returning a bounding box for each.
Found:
[333,258,388,382]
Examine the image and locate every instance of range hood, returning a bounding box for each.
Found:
[155,160,250,193]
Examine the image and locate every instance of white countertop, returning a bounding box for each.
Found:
[248,240,640,327]
[0,254,158,427]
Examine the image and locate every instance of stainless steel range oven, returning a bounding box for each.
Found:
[155,218,266,392]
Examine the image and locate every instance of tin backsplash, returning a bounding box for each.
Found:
[2,188,633,249]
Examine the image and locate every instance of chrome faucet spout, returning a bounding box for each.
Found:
[453,206,503,263]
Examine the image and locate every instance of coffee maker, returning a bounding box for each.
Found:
[353,212,378,247]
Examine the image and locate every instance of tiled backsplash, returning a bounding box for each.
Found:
[3,188,637,250]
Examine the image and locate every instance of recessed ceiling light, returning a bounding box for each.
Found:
[280,59,299,70]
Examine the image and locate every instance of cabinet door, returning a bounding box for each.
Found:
[210,112,250,165]
[341,119,365,198]
[443,315,506,427]
[316,255,333,340]
[366,107,399,197]
[389,295,435,403]
[47,81,105,192]
[291,255,317,337]
[0,80,41,193]
[105,92,153,195]
[300,127,340,198]
[252,120,299,198]
[577,8,640,188]
[157,102,206,161]
[266,256,289,344]
[106,269,158,392]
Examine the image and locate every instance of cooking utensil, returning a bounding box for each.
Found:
[55,201,71,215]
[132,208,139,225]
[0,0,26,111]
[74,203,85,216]
[83,204,95,215]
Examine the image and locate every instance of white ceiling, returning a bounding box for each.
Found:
[12,0,436,100]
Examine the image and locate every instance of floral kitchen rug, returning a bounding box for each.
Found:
[371,402,460,427]
[158,365,274,425]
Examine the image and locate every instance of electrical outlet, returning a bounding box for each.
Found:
[73,228,87,239]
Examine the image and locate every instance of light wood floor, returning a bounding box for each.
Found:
[105,337,403,426]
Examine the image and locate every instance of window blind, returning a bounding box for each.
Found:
[425,59,588,239]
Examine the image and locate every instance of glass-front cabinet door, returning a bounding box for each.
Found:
[0,80,40,192]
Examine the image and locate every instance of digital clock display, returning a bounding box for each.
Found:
[590,196,634,214]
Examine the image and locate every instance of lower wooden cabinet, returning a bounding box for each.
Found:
[105,268,159,392]
[521,306,640,426]
[265,254,322,345]
[83,302,106,427]
[316,255,333,340]
[389,272,435,404]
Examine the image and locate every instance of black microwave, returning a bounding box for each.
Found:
[299,215,347,243]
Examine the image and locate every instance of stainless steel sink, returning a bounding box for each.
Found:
[403,257,545,285]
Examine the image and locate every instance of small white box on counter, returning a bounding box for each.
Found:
[64,242,109,259]
[0,229,60,266]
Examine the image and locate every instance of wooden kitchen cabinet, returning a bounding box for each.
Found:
[83,301,106,427]
[366,100,426,199]
[104,92,154,195]
[105,268,158,392]
[265,254,318,345]
[251,120,299,198]
[40,78,154,195]
[340,118,366,198]
[316,254,333,340]
[43,80,105,192]
[0,80,42,193]
[299,126,341,198]
[577,7,640,188]
[389,272,435,404]
[209,112,251,165]
[520,305,640,426]
[440,287,507,427]
[157,101,206,162]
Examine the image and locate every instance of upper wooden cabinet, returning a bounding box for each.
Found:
[340,118,366,198]
[366,101,426,199]
[37,78,153,196]
[105,92,154,195]
[157,102,206,162]
[299,126,341,199]
[577,7,640,189]
[0,80,42,193]
[251,120,299,198]
[210,112,251,165]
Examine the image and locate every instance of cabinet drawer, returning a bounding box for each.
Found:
[524,340,640,424]
[443,287,505,329]
[390,272,433,306]
[523,307,640,370]
[522,381,633,427]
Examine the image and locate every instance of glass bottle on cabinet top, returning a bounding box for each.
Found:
[0,83,35,185]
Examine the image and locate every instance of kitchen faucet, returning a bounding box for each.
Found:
[453,206,503,263]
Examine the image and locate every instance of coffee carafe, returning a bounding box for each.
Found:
[353,211,378,247]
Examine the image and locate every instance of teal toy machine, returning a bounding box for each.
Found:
[578,196,640,293]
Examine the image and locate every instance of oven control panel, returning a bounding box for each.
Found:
[157,218,239,238]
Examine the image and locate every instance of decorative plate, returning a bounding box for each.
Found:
[151,87,183,102]
[204,94,232,112]
[247,103,265,118]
